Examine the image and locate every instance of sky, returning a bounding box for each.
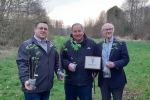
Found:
[44,0,125,26]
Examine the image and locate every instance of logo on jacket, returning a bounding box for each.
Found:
[87,47,91,49]
[50,44,54,47]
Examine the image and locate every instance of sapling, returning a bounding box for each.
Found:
[26,44,40,88]
[70,37,81,70]
[102,35,122,78]
[53,36,68,79]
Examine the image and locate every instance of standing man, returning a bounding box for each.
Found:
[61,23,98,100]
[97,23,130,100]
[16,21,64,100]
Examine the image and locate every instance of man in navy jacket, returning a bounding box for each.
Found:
[61,23,98,100]
[97,23,129,100]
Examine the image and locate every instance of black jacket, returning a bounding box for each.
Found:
[16,36,59,93]
[61,34,99,86]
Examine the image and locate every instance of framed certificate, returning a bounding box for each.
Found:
[84,56,101,70]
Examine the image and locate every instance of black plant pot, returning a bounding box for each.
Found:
[29,79,36,89]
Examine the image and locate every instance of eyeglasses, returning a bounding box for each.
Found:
[36,27,48,31]
[102,28,113,32]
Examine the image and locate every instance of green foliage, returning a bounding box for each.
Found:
[26,44,38,50]
[35,46,39,49]
[26,44,32,50]
[70,38,81,51]
[32,57,35,60]
[36,51,40,55]
[26,44,40,79]
[53,36,68,54]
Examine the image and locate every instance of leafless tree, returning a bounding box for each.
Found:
[84,11,106,39]
[121,0,150,40]
[0,0,66,47]
[84,18,94,37]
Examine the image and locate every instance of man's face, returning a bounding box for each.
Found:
[72,25,84,42]
[102,24,114,39]
[34,23,48,41]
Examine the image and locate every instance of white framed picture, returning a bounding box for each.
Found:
[84,56,101,70]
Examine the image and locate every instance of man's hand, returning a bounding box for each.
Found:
[92,72,97,79]
[68,63,75,72]
[105,61,115,68]
[25,81,36,91]
[57,73,64,81]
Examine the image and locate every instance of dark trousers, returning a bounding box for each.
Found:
[100,79,124,100]
[24,90,50,100]
[64,83,92,100]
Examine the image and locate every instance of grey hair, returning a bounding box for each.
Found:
[71,23,84,32]
[101,23,115,31]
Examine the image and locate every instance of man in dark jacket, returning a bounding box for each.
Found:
[61,23,98,100]
[16,21,64,100]
[97,23,129,100]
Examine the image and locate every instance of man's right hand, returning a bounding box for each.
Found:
[25,81,36,91]
[68,63,75,72]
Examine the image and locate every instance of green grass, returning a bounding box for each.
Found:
[0,39,150,100]
[123,41,150,100]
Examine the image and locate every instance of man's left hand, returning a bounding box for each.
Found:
[57,73,64,81]
[92,72,97,79]
[105,61,115,68]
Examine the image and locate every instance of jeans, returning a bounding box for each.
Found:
[24,90,50,100]
[64,83,92,100]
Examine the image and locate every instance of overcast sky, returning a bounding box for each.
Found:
[44,0,126,26]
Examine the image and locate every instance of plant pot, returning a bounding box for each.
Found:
[71,63,77,70]
[103,66,111,78]
[57,69,63,79]
[29,79,36,89]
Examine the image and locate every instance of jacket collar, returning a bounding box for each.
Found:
[70,33,88,45]
[31,35,53,54]
[33,35,48,43]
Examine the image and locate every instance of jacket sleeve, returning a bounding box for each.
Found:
[94,41,100,57]
[16,43,29,86]
[113,41,130,69]
[92,42,101,74]
[54,49,59,73]
[61,47,71,70]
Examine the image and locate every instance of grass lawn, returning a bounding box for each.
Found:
[0,38,150,100]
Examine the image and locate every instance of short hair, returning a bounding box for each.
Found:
[71,23,84,32]
[101,23,115,31]
[35,21,48,27]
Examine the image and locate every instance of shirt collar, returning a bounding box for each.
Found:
[104,36,114,43]
[34,35,47,43]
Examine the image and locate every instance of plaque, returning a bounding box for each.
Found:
[84,56,101,70]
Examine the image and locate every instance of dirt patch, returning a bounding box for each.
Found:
[122,90,141,100]
[0,47,18,58]
[0,45,17,50]
[115,36,150,42]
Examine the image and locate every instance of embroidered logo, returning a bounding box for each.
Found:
[87,47,91,49]
[50,44,54,47]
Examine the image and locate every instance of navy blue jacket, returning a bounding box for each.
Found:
[16,36,59,93]
[61,34,99,86]
[97,38,129,88]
